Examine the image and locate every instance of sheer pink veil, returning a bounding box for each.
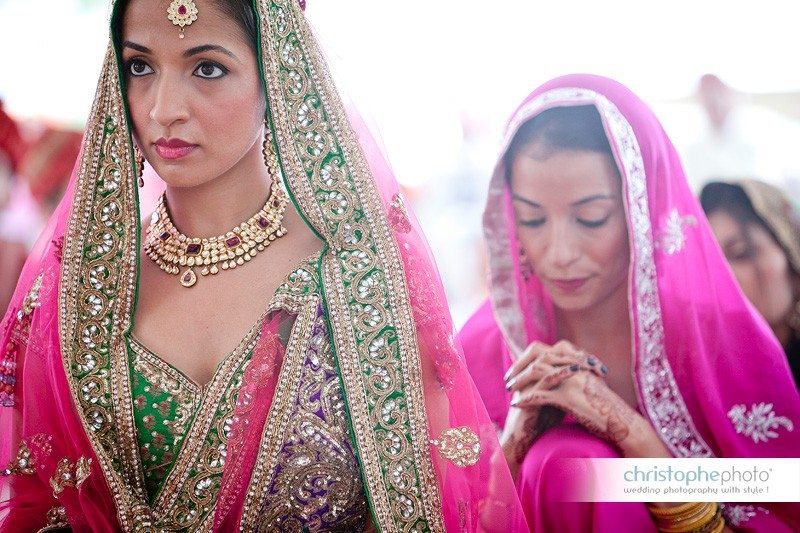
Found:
[344,106,527,531]
[1,143,118,530]
[478,74,800,528]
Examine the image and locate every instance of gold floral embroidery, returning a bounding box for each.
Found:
[251,304,368,531]
[19,273,44,319]
[50,456,92,496]
[388,193,412,234]
[2,434,53,476]
[239,299,369,531]
[45,505,68,528]
[2,441,36,475]
[128,340,202,501]
[430,427,481,467]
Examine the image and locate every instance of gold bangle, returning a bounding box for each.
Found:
[647,501,704,518]
[658,504,722,533]
[658,503,715,533]
[652,502,710,527]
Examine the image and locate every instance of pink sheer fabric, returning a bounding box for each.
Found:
[0,161,119,531]
[459,74,800,532]
[213,313,287,530]
[349,107,527,531]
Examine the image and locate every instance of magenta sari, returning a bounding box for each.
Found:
[0,1,526,531]
[459,74,800,532]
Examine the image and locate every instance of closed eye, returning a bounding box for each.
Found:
[577,216,610,228]
[519,218,546,228]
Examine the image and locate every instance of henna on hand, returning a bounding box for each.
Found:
[580,376,636,444]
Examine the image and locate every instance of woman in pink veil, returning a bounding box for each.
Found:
[458,74,800,532]
[0,0,525,530]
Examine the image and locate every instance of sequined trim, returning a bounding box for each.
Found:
[58,42,143,529]
[257,2,443,529]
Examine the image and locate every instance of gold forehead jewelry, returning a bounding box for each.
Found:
[145,185,288,288]
[167,0,198,39]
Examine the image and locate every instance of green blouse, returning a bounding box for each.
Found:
[128,337,207,503]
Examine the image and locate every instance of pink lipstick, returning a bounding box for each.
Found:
[154,138,197,160]
[549,277,589,293]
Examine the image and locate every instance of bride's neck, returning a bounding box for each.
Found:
[164,146,272,238]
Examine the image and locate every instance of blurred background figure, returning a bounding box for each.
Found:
[682,75,757,191]
[701,179,800,387]
[675,73,800,196]
[0,115,82,316]
[0,100,30,316]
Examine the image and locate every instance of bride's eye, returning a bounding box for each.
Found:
[128,59,153,77]
[194,61,228,79]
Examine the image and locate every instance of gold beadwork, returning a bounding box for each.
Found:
[50,456,92,496]
[144,186,288,288]
[166,0,198,39]
[429,427,481,467]
[134,145,145,187]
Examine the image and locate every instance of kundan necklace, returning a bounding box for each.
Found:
[145,186,288,288]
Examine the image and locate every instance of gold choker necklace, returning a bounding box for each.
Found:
[145,187,288,288]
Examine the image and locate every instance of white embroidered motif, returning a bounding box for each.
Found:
[656,209,697,255]
[727,403,794,443]
[721,504,768,526]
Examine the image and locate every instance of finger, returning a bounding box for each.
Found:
[510,390,552,409]
[540,352,609,378]
[539,364,580,390]
[504,340,550,382]
[506,359,551,391]
[585,355,610,376]
[550,339,580,354]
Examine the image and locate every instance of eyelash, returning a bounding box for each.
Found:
[577,216,610,228]
[124,59,229,79]
[518,216,610,229]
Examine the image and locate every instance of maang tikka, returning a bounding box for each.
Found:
[167,0,198,39]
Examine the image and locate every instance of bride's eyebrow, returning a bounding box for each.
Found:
[122,41,151,54]
[184,44,240,63]
[511,193,541,208]
[571,194,615,206]
[120,42,241,64]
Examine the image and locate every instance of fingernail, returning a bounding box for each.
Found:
[586,357,597,366]
[503,369,513,382]
[601,365,609,375]
[569,364,579,372]
[510,400,519,407]
[505,380,513,391]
